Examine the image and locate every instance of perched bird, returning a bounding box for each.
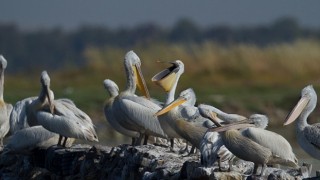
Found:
[152,60,187,149]
[26,71,98,146]
[103,79,140,145]
[113,51,167,145]
[0,55,13,146]
[206,112,298,176]
[4,126,74,154]
[284,85,320,160]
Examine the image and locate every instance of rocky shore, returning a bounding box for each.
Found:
[0,144,318,179]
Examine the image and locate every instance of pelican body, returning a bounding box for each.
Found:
[113,51,167,145]
[0,55,13,145]
[103,79,139,145]
[27,71,98,146]
[207,112,298,175]
[284,85,320,160]
[5,126,74,154]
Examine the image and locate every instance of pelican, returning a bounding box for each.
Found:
[152,60,187,149]
[284,85,320,160]
[27,71,98,146]
[4,126,74,154]
[113,51,167,145]
[10,97,74,134]
[205,111,298,175]
[155,87,215,151]
[103,79,139,145]
[0,55,13,146]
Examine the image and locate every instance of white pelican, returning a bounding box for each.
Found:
[284,85,320,160]
[205,111,298,175]
[4,126,74,154]
[152,60,187,149]
[27,71,98,146]
[113,51,167,145]
[9,97,74,134]
[103,79,139,145]
[0,55,13,145]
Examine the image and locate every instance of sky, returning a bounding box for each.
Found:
[1,1,320,30]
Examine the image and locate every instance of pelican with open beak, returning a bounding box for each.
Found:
[284,85,320,160]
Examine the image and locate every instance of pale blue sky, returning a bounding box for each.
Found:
[1,1,319,30]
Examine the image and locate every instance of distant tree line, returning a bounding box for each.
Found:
[0,17,319,73]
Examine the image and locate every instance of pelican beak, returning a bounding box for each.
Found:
[207,112,223,127]
[45,86,54,114]
[133,64,150,99]
[284,95,310,126]
[209,123,256,133]
[155,96,187,116]
[152,62,179,92]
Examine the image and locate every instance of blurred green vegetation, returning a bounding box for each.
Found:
[3,39,320,146]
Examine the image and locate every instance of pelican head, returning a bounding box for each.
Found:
[179,88,196,106]
[0,55,8,70]
[103,79,119,97]
[284,85,316,126]
[124,51,150,99]
[152,60,184,92]
[40,71,54,113]
[249,114,269,129]
[198,104,247,124]
[155,88,193,116]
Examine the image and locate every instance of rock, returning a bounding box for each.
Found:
[0,143,317,179]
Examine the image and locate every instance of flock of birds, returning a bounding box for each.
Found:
[0,50,319,176]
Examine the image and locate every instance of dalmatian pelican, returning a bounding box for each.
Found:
[112,51,167,145]
[205,111,298,176]
[26,71,98,146]
[103,79,140,145]
[284,85,320,160]
[152,60,187,149]
[0,55,13,146]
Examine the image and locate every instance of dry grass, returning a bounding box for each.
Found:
[4,39,320,144]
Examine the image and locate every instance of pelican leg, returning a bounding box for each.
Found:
[131,137,136,146]
[179,141,189,154]
[0,138,3,146]
[58,135,63,146]
[143,135,149,145]
[260,164,267,176]
[253,163,258,175]
[135,133,144,146]
[188,146,196,155]
[62,137,68,147]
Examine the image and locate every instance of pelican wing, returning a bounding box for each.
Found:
[303,123,320,150]
[54,99,91,124]
[9,97,37,133]
[36,111,96,141]
[5,126,57,153]
[104,98,139,138]
[242,127,297,164]
[117,95,166,138]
